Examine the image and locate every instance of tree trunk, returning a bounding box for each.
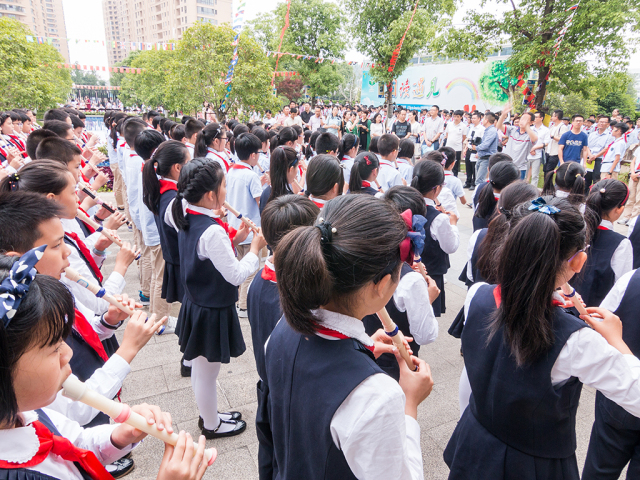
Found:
[386,83,393,119]
[533,67,551,114]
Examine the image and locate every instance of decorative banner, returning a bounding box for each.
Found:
[271,0,293,87]
[47,63,147,74]
[388,0,420,74]
[73,85,122,90]
[26,35,177,51]
[221,0,247,111]
[274,71,299,77]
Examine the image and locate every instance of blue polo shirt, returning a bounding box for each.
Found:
[558,130,589,162]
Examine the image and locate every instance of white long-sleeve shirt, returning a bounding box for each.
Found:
[266,309,424,480]
[0,409,133,480]
[377,159,403,192]
[394,270,438,345]
[598,219,633,282]
[458,282,640,417]
[424,197,460,254]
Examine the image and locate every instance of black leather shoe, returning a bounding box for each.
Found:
[181,360,192,378]
[198,412,242,430]
[201,419,247,439]
[106,457,135,478]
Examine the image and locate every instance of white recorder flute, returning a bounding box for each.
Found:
[75,209,141,260]
[376,307,416,371]
[79,182,133,228]
[64,266,134,316]
[223,201,260,233]
[562,283,590,317]
[61,376,216,466]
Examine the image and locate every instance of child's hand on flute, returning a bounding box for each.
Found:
[104,210,127,230]
[395,350,433,420]
[103,293,139,327]
[94,228,121,251]
[232,220,251,247]
[370,328,414,359]
[116,311,167,363]
[110,403,173,449]
[157,432,210,480]
[250,227,267,254]
[580,307,633,355]
[114,241,140,276]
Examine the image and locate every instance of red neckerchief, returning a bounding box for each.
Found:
[493,285,563,307]
[0,144,7,158]
[362,181,371,187]
[185,209,237,244]
[65,232,104,283]
[208,149,230,171]
[231,163,251,171]
[73,308,109,362]
[311,199,325,208]
[0,420,114,480]
[598,225,611,231]
[261,263,277,283]
[159,179,178,194]
[6,135,28,158]
[76,207,96,234]
[315,325,375,353]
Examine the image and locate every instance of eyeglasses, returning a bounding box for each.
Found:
[568,245,590,263]
[220,137,228,141]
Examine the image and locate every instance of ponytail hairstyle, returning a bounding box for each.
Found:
[337,133,359,160]
[307,131,320,159]
[142,140,190,214]
[268,146,298,203]
[424,149,449,168]
[476,181,539,283]
[306,154,344,198]
[261,194,320,250]
[275,194,407,335]
[227,131,236,155]
[541,162,586,206]
[172,158,225,231]
[584,179,629,236]
[384,185,427,216]
[0,160,71,195]
[474,161,519,220]
[411,159,444,195]
[489,197,587,366]
[268,129,280,154]
[349,151,379,193]
[438,146,456,169]
[303,130,313,159]
[110,113,128,150]
[0,254,75,427]
[194,122,223,158]
[274,126,297,147]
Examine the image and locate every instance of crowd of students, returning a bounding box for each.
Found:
[1,101,640,480]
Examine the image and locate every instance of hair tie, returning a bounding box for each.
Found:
[8,172,19,191]
[0,245,46,327]
[398,209,427,264]
[528,197,561,215]
[600,188,606,194]
[575,174,582,179]
[441,153,447,166]
[316,219,336,244]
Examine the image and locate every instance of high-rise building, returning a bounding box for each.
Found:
[0,0,70,62]
[102,0,232,68]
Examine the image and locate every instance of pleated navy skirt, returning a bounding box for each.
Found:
[176,298,246,363]
[431,274,446,317]
[161,261,183,304]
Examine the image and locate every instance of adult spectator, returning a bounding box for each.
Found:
[526,112,549,186]
[444,109,468,177]
[475,112,498,186]
[558,114,589,165]
[463,111,485,189]
[496,104,538,179]
[325,106,342,137]
[284,107,303,128]
[309,106,324,132]
[422,105,445,150]
[391,109,410,139]
[586,115,612,189]
[263,110,276,128]
[357,110,371,151]
[299,103,312,126]
[544,109,570,173]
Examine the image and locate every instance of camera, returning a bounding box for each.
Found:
[472,136,483,146]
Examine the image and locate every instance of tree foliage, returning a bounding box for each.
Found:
[115,23,280,119]
[71,63,106,86]
[0,18,72,110]
[248,0,346,104]
[431,0,640,111]
[344,0,455,110]
[276,78,305,102]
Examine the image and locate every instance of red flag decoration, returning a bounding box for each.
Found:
[516,79,525,87]
[272,0,292,86]
[388,0,420,74]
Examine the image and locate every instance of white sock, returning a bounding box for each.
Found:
[183,359,192,367]
[191,356,221,430]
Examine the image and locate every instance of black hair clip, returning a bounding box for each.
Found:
[316,218,336,244]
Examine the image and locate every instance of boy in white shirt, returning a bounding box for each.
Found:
[601,122,629,180]
[376,134,404,192]
[225,133,264,317]
[443,110,467,177]
[184,118,204,158]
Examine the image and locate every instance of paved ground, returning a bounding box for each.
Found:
[97,181,628,480]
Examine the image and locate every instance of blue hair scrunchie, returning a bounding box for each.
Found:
[407,214,427,257]
[528,197,561,215]
[0,245,46,327]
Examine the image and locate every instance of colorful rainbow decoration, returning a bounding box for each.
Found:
[445,78,480,101]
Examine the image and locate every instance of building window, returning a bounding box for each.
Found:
[196,6,216,15]
[197,16,217,24]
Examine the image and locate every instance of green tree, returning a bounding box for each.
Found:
[478,60,518,105]
[249,0,346,105]
[597,92,637,117]
[118,49,175,110]
[546,91,599,118]
[431,0,640,111]
[71,63,106,86]
[332,63,362,104]
[109,51,143,87]
[0,18,72,110]
[345,0,455,114]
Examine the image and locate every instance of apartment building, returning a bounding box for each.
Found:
[0,0,70,62]
[103,0,232,67]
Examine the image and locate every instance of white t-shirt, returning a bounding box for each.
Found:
[602,138,627,173]
[445,122,468,152]
[444,172,464,200]
[466,124,485,162]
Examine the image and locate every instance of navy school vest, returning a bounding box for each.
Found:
[596,268,640,429]
[360,186,379,196]
[459,228,488,287]
[178,213,238,308]
[246,272,282,381]
[629,223,640,269]
[421,205,450,276]
[265,319,384,480]
[155,190,180,266]
[462,284,586,458]
[572,228,624,308]
[0,410,93,480]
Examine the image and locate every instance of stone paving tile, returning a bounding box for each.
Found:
[96,189,627,480]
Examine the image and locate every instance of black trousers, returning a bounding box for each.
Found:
[585,158,603,193]
[452,150,461,177]
[544,154,560,173]
[464,151,475,186]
